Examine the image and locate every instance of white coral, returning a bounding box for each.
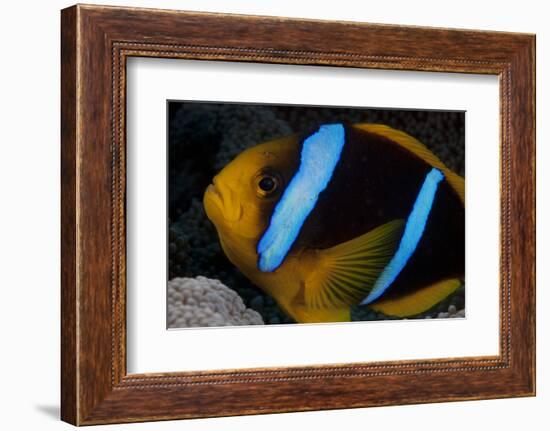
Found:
[167,276,264,328]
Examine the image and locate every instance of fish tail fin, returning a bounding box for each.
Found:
[353,123,465,204]
[369,278,462,317]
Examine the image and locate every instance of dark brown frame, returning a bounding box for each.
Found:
[61,4,536,426]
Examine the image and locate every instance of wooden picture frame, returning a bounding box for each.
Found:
[61,4,536,425]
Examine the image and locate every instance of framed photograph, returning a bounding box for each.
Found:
[61,4,535,425]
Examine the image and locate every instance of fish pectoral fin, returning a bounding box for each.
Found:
[369,278,462,317]
[303,219,405,309]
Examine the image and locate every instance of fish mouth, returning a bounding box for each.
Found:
[204,181,242,223]
[204,183,224,217]
[206,183,223,203]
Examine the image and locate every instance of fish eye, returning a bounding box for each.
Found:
[255,173,281,198]
[259,176,276,192]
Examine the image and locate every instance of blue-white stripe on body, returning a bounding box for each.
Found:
[360,167,445,305]
[257,124,346,272]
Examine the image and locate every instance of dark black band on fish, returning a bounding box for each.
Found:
[291,125,464,294]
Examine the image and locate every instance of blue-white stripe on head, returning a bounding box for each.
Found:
[360,167,444,305]
[257,124,346,272]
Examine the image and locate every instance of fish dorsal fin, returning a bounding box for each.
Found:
[303,219,405,309]
[368,278,461,317]
[353,123,465,204]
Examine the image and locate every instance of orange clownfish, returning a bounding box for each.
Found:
[203,123,465,324]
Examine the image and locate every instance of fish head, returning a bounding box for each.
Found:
[203,135,299,244]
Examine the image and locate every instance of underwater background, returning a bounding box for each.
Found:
[167,102,465,326]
